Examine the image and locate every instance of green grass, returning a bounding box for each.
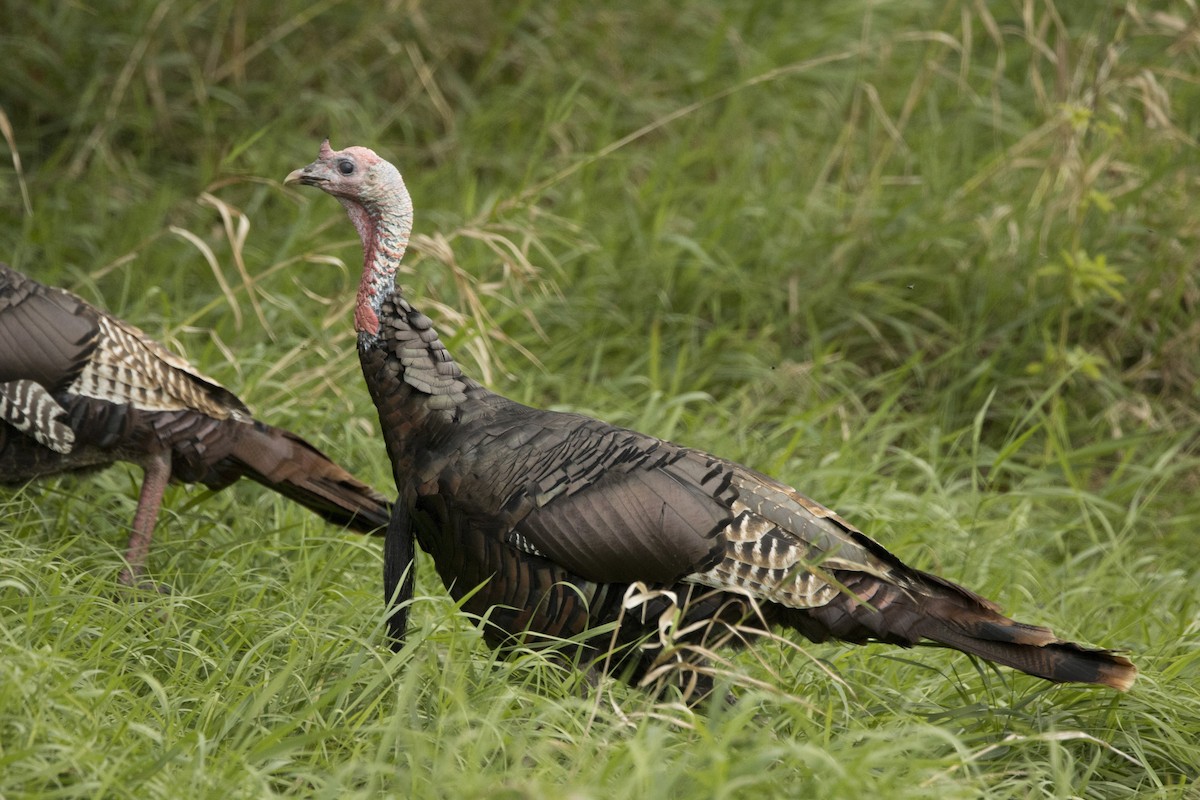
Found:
[3,0,1200,796]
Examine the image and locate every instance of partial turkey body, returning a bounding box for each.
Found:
[0,264,390,588]
[286,142,1136,696]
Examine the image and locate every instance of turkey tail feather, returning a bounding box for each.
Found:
[228,422,391,534]
[910,571,1137,690]
[783,570,1136,691]
[914,616,1137,691]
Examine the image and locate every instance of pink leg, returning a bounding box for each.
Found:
[118,451,171,591]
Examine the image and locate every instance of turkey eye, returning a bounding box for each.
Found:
[337,159,355,175]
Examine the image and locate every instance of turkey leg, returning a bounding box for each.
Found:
[118,451,171,590]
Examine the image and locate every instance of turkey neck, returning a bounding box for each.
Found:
[338,190,411,338]
[345,182,477,465]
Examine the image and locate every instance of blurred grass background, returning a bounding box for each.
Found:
[2,1,1199,796]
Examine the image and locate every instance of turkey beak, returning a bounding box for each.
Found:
[285,163,324,187]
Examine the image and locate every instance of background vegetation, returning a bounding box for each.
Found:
[2,0,1199,796]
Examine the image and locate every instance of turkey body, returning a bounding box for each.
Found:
[288,142,1136,696]
[0,263,390,586]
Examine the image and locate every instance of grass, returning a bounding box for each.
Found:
[2,0,1200,796]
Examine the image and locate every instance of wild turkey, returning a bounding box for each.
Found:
[0,263,390,588]
[286,141,1136,696]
